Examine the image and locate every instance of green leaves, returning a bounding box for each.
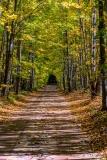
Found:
[83,0,90,5]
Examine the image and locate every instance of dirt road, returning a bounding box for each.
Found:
[0,85,102,160]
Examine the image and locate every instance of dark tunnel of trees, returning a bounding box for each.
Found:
[48,74,57,84]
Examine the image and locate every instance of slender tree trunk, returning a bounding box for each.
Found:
[63,72,66,91]
[62,56,66,91]
[82,19,88,89]
[79,50,83,89]
[63,30,71,93]
[90,8,97,99]
[73,57,77,90]
[99,0,107,110]
[0,26,6,96]
[16,39,22,94]
[2,0,17,96]
[78,2,84,90]
[30,54,35,91]
[65,30,71,92]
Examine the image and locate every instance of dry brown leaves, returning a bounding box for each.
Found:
[0,91,37,123]
[65,91,107,158]
[0,100,24,123]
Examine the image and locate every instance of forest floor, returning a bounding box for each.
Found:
[0,85,106,159]
[64,90,107,159]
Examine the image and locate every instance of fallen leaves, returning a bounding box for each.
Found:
[0,92,36,123]
[0,88,105,158]
[65,91,107,157]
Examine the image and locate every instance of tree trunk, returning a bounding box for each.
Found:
[99,0,107,110]
[2,0,17,96]
[90,8,97,99]
[30,54,35,91]
[16,39,22,94]
[64,30,71,92]
[82,18,88,89]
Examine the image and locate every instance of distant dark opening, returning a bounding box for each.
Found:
[48,74,57,84]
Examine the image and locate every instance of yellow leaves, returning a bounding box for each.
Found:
[47,0,52,4]
[0,6,4,12]
[22,34,35,41]
[6,26,11,32]
[90,27,97,32]
[1,84,7,88]
[61,2,82,9]
[36,48,46,56]
[36,51,40,55]
[10,14,17,20]
[3,11,17,21]
[28,49,33,53]
[61,2,71,8]
[86,60,91,65]
[0,17,7,26]
[69,50,78,56]
[71,3,82,9]
[39,48,45,52]
[0,21,5,26]
[0,11,18,27]
[70,28,82,36]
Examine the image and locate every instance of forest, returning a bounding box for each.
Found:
[0,0,106,108]
[0,0,107,158]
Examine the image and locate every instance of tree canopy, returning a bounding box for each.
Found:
[0,0,106,109]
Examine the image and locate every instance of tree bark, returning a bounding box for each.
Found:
[99,0,107,110]
[30,53,35,91]
[16,39,22,94]
[90,8,97,99]
[2,0,17,96]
